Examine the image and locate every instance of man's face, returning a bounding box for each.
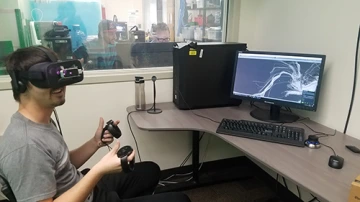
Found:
[102,30,117,45]
[155,30,170,42]
[25,83,66,108]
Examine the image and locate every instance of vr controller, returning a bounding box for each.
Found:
[102,120,135,173]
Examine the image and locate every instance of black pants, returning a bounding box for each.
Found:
[86,161,190,202]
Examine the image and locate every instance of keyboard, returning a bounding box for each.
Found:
[216,119,305,147]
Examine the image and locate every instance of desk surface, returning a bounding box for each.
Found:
[127,102,360,202]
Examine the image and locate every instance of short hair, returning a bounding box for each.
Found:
[5,46,58,102]
[154,22,170,33]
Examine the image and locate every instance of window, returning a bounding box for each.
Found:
[0,0,228,75]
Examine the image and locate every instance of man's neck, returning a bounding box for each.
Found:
[18,102,53,124]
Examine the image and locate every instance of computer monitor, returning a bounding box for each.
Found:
[231,51,326,123]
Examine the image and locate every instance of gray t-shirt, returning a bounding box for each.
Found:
[0,112,93,202]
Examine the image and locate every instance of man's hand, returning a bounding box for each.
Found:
[93,141,135,175]
[93,117,119,148]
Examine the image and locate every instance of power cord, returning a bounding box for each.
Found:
[343,25,360,134]
[127,111,142,162]
[159,134,211,185]
[296,185,301,199]
[177,89,221,124]
[309,194,320,202]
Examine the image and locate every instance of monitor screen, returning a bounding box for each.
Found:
[231,51,325,111]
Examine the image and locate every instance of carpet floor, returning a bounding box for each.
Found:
[182,177,282,202]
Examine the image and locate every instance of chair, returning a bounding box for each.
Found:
[0,175,16,202]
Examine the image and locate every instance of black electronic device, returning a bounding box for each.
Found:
[117,145,135,173]
[230,51,326,123]
[304,135,321,149]
[129,26,145,43]
[216,119,305,147]
[131,42,174,68]
[173,42,247,110]
[346,145,360,153]
[43,23,73,61]
[9,46,84,94]
[328,155,344,169]
[101,120,122,141]
[147,76,162,114]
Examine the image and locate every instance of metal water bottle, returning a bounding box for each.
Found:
[135,76,146,110]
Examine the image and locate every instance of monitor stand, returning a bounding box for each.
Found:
[250,105,299,123]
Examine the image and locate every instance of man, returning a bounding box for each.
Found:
[0,46,191,202]
[84,20,123,69]
[152,22,170,43]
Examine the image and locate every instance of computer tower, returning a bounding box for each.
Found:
[173,42,247,110]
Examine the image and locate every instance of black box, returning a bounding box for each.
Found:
[173,42,247,110]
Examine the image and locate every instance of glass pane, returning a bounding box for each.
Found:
[175,0,225,42]
[0,0,228,73]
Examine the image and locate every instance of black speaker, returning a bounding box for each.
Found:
[173,42,247,110]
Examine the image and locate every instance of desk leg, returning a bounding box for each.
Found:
[192,131,200,183]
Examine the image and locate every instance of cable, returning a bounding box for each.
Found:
[160,134,211,184]
[127,111,142,162]
[321,143,336,156]
[275,173,279,195]
[309,194,320,202]
[282,176,288,189]
[344,25,360,134]
[296,185,301,199]
[53,109,63,136]
[177,89,221,124]
[297,121,336,137]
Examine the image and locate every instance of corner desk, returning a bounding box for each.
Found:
[127,102,360,202]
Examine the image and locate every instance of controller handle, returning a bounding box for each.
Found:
[117,145,135,173]
[101,120,122,143]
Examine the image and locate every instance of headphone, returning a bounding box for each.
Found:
[304,135,321,149]
[9,46,58,94]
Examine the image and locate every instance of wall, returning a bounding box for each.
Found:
[102,0,143,29]
[0,79,242,170]
[236,0,360,200]
[0,1,20,49]
[238,0,360,139]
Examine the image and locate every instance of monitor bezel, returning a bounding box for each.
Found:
[230,50,326,112]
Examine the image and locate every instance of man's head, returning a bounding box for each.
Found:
[6,46,66,108]
[154,22,170,42]
[98,20,117,45]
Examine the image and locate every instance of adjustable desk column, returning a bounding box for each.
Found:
[127,104,206,184]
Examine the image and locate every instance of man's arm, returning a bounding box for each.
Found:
[69,118,116,169]
[69,138,99,169]
[39,167,102,202]
[40,141,134,202]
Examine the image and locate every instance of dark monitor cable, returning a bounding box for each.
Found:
[344,25,360,134]
[177,89,221,124]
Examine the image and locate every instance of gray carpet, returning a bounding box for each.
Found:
[183,178,277,202]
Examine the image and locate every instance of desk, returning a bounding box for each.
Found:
[127,102,360,202]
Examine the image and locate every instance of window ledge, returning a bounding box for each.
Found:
[0,66,173,91]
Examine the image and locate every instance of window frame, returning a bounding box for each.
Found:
[0,0,234,90]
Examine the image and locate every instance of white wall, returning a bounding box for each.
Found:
[0,1,20,49]
[237,0,360,200]
[102,0,143,28]
[238,0,360,139]
[0,79,242,170]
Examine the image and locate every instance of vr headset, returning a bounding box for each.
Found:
[10,46,84,92]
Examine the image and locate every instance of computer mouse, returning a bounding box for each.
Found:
[328,155,344,169]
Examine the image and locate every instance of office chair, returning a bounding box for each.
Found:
[0,175,16,202]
